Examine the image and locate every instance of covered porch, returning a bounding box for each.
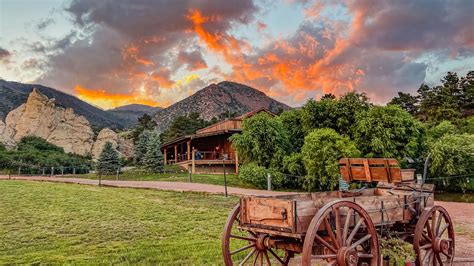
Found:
[161,131,239,174]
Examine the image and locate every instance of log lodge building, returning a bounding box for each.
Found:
[160,108,274,174]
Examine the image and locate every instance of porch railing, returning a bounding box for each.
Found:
[168,151,236,164]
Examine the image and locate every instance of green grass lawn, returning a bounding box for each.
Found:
[0,180,238,264]
[77,168,257,189]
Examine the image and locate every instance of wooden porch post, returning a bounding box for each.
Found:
[164,148,167,165]
[187,140,191,161]
[192,149,196,173]
[235,151,239,174]
[174,145,178,163]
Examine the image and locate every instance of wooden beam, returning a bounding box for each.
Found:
[187,141,191,161]
[192,149,196,173]
[235,151,239,174]
[164,148,167,165]
[174,145,178,163]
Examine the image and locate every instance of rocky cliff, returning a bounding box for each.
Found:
[0,89,134,159]
[154,81,290,132]
[0,79,153,129]
[91,128,134,160]
[1,88,95,155]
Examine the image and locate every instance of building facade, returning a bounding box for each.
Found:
[160,108,274,174]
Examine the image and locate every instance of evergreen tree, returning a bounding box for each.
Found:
[144,134,164,173]
[134,130,152,165]
[97,142,120,175]
[131,114,157,142]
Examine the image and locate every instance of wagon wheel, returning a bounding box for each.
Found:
[414,205,455,265]
[222,204,292,265]
[301,200,380,266]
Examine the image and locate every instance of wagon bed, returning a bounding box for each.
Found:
[239,183,434,239]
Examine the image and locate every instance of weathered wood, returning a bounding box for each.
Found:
[239,187,435,236]
[339,158,404,183]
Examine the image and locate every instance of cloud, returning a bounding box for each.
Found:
[37,18,55,30]
[221,0,473,103]
[20,0,474,108]
[177,50,207,71]
[33,0,257,109]
[0,47,11,61]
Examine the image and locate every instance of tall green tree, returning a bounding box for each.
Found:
[160,113,212,143]
[279,109,305,152]
[353,105,424,161]
[301,128,360,191]
[300,92,371,137]
[389,92,419,115]
[96,142,120,175]
[134,130,153,165]
[132,114,156,142]
[230,113,290,169]
[144,134,164,173]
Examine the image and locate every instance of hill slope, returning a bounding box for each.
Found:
[154,81,290,132]
[0,80,149,130]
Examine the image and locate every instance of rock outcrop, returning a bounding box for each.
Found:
[0,88,95,155]
[91,128,134,160]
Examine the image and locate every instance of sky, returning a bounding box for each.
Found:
[0,0,473,110]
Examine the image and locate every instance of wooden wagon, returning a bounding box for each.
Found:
[222,158,455,265]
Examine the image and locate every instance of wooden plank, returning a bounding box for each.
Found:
[363,159,372,182]
[241,197,294,230]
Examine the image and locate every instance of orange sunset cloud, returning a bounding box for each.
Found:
[74,85,161,110]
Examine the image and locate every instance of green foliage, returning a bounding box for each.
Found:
[353,105,424,161]
[429,133,474,191]
[380,237,414,265]
[301,92,371,137]
[0,136,91,173]
[238,163,286,189]
[160,113,213,143]
[279,109,305,152]
[389,92,419,115]
[283,152,305,177]
[144,133,164,173]
[428,121,457,140]
[96,142,120,175]
[301,128,360,191]
[134,130,153,165]
[131,114,156,142]
[230,113,290,169]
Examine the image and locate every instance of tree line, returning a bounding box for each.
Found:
[231,71,473,192]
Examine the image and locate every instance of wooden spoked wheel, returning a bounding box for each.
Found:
[302,200,380,266]
[222,204,291,265]
[414,205,455,265]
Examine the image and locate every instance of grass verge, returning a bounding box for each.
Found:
[0,180,238,264]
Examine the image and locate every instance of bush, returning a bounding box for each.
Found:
[238,163,286,189]
[301,128,360,191]
[429,133,474,191]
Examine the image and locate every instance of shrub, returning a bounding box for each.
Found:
[238,163,286,189]
[301,128,360,191]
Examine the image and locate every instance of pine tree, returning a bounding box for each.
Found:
[144,133,164,173]
[134,130,152,165]
[97,142,120,175]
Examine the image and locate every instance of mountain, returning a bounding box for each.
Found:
[111,104,159,113]
[154,81,291,132]
[0,80,142,130]
[108,104,161,126]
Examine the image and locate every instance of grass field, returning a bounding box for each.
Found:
[0,180,238,264]
[77,168,259,189]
